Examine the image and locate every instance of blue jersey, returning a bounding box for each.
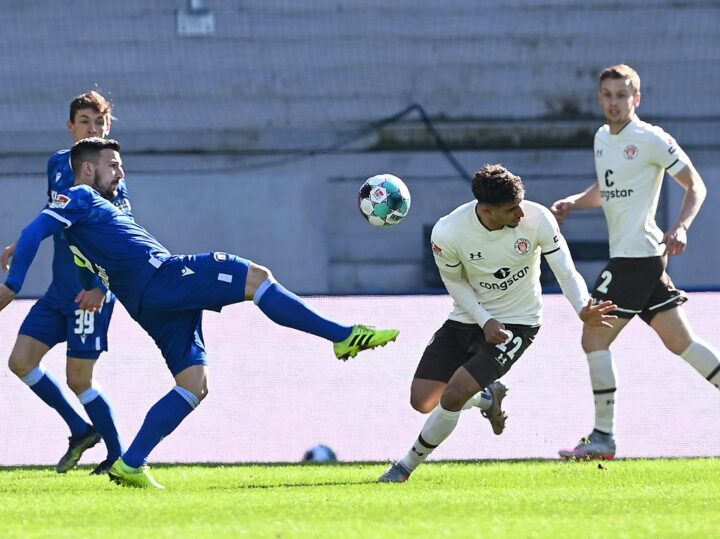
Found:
[45,150,133,305]
[41,184,170,318]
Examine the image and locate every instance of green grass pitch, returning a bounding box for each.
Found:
[1,458,718,538]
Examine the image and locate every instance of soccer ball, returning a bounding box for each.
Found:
[358,174,411,227]
[302,444,337,463]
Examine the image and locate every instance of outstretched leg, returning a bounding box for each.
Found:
[247,263,399,359]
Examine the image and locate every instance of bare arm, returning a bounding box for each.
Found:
[550,183,602,225]
[663,164,707,256]
[2,243,16,273]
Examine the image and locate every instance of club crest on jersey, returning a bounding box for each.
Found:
[514,238,531,255]
[431,242,443,255]
[49,193,71,208]
[623,145,638,159]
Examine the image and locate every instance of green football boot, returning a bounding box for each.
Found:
[108,457,165,489]
[333,325,399,360]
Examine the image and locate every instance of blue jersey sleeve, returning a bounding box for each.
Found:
[42,186,94,228]
[4,213,65,293]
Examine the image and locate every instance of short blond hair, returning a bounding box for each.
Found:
[599,64,641,93]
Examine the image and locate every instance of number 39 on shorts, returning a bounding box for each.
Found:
[74,309,95,335]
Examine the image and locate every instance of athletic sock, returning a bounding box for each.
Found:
[78,385,125,462]
[122,386,199,468]
[587,350,617,434]
[399,405,461,471]
[681,340,720,390]
[461,389,492,411]
[21,365,90,437]
[254,279,352,342]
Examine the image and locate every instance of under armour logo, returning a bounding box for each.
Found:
[181,266,195,277]
[469,252,483,260]
[411,446,424,456]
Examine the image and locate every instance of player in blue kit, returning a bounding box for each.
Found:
[2,92,126,474]
[0,137,399,489]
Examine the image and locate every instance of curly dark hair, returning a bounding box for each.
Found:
[471,164,525,206]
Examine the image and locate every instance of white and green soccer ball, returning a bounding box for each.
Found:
[358,174,411,227]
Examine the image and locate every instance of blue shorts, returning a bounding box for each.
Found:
[18,293,115,360]
[136,252,250,376]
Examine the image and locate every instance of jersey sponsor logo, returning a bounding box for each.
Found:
[494,267,511,279]
[513,238,531,255]
[181,266,195,277]
[600,187,634,201]
[623,145,638,159]
[49,193,71,208]
[431,242,443,255]
[604,169,614,187]
[477,266,529,291]
[69,245,110,289]
[113,198,132,214]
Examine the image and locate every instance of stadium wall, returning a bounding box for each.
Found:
[2,149,720,297]
[0,1,718,153]
[0,294,717,466]
[2,1,720,294]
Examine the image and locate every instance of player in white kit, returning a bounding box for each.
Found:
[551,64,720,459]
[378,164,616,483]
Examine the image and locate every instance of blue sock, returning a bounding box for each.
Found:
[22,366,90,437]
[78,386,125,462]
[254,280,352,342]
[122,387,198,468]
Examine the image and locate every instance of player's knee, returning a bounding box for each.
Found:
[66,372,92,395]
[661,333,693,356]
[245,263,274,298]
[181,381,208,402]
[410,393,437,414]
[8,351,34,378]
[439,385,472,412]
[581,328,606,354]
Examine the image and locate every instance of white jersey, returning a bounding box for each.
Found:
[594,116,691,258]
[431,200,564,326]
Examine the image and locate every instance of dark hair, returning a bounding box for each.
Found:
[69,90,112,123]
[599,64,640,93]
[70,137,121,173]
[471,164,525,206]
